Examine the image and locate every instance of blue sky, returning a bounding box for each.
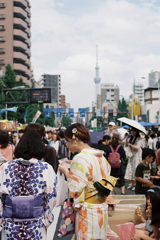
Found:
[30,0,160,110]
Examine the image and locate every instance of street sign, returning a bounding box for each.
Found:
[96,109,103,117]
[30,88,51,103]
[56,111,62,118]
[78,108,87,117]
[68,108,74,118]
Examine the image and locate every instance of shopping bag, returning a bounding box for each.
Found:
[56,170,68,207]
[57,198,75,237]
[116,222,135,240]
[125,146,133,158]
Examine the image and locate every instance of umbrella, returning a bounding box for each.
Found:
[89,131,104,145]
[116,128,129,141]
[118,117,147,134]
[120,125,130,129]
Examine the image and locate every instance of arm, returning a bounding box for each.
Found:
[135,176,154,188]
[125,135,129,147]
[129,143,141,150]
[132,230,156,240]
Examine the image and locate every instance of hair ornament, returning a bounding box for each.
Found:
[76,131,81,136]
[113,137,116,141]
[72,128,77,139]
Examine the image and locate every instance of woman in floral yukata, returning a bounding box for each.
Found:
[0,131,57,240]
[59,123,115,240]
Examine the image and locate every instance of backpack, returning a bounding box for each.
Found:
[57,140,68,160]
[108,145,121,168]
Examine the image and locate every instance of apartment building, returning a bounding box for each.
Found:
[101,83,119,107]
[41,74,61,108]
[133,83,144,104]
[0,0,31,86]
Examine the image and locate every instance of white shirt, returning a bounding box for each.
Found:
[50,140,59,151]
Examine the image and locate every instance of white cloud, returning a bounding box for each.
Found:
[30,0,160,110]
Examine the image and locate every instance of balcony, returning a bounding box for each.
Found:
[13,18,27,30]
[13,51,28,63]
[13,29,27,41]
[14,0,27,9]
[13,63,30,77]
[14,6,27,19]
[13,40,28,52]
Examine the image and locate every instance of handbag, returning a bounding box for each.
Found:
[108,145,121,168]
[57,198,76,237]
[125,146,133,158]
[56,170,68,207]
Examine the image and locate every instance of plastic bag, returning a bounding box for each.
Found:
[56,170,68,207]
[116,222,135,240]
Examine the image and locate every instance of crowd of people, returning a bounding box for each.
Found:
[0,122,160,239]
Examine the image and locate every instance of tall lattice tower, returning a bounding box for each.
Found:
[94,45,101,101]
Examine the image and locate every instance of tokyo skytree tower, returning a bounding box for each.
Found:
[94,45,101,102]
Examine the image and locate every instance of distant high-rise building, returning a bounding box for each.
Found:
[148,70,160,87]
[41,74,61,108]
[0,0,32,86]
[61,95,66,108]
[101,83,119,108]
[133,81,144,104]
[94,45,101,102]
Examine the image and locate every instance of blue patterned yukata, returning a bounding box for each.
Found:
[0,158,57,240]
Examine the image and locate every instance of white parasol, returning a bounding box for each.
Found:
[118,117,147,134]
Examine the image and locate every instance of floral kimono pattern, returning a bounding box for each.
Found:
[0,158,57,240]
[68,149,111,240]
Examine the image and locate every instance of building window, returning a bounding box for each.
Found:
[106,89,110,92]
[0,14,4,19]
[0,37,4,41]
[0,25,4,30]
[0,3,5,7]
[111,89,114,92]
[111,95,114,97]
[0,48,4,52]
[0,59,4,64]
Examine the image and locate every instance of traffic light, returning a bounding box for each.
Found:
[100,118,103,122]
[68,122,70,125]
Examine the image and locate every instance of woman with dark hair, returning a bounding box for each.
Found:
[0,131,57,240]
[106,133,126,195]
[0,130,14,161]
[97,135,111,155]
[59,123,113,240]
[150,190,160,240]
[125,128,142,191]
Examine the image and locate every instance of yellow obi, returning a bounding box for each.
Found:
[85,176,117,204]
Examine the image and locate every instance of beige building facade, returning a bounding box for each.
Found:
[0,0,31,86]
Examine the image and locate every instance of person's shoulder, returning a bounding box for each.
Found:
[46,144,56,152]
[136,162,143,169]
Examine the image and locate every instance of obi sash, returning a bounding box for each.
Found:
[85,176,117,204]
[3,195,44,222]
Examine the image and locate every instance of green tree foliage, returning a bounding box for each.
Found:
[155,111,159,122]
[61,114,72,128]
[116,98,128,122]
[3,64,17,88]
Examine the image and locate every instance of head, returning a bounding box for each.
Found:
[110,133,119,147]
[150,133,155,139]
[0,130,9,148]
[12,133,18,143]
[64,123,90,153]
[47,130,53,139]
[142,148,155,165]
[157,131,160,138]
[53,132,58,142]
[145,188,157,209]
[107,195,120,217]
[14,131,46,160]
[24,123,45,138]
[108,122,115,132]
[130,128,140,137]
[58,130,65,139]
[151,190,160,239]
[19,129,24,138]
[103,135,111,145]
